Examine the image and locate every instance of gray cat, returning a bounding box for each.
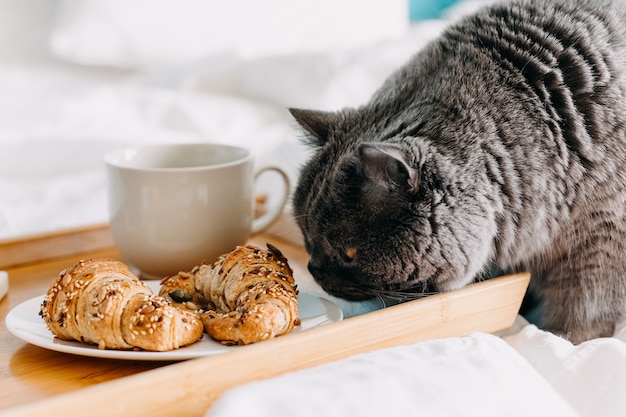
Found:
[290,0,626,343]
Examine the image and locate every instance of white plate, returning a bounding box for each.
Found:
[5,281,342,361]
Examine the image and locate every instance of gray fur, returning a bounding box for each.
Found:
[290,0,626,343]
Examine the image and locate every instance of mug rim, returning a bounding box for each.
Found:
[104,142,252,172]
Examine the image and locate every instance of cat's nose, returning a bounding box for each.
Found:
[307,251,327,277]
[307,259,322,277]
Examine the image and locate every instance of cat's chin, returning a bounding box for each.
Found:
[314,280,375,301]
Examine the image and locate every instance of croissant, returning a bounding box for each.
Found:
[39,258,204,351]
[160,244,300,345]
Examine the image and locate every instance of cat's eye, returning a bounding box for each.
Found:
[343,247,357,263]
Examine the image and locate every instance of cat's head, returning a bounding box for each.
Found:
[290,108,497,301]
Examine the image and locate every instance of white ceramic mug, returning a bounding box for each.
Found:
[105,143,289,279]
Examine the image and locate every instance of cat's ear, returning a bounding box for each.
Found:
[358,143,419,192]
[289,108,336,146]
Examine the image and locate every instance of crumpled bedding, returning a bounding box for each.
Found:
[2,1,626,416]
[207,323,626,417]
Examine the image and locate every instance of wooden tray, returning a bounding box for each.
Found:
[0,224,114,269]
[0,225,529,417]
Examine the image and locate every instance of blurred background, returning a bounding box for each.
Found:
[0,0,490,240]
[0,0,464,64]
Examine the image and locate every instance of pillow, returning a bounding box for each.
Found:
[49,0,409,70]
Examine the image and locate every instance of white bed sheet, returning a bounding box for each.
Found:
[208,323,626,417]
[2,1,626,416]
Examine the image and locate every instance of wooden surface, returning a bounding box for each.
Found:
[0,226,530,417]
[0,224,114,269]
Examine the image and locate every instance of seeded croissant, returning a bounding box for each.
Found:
[39,258,203,351]
[159,244,300,345]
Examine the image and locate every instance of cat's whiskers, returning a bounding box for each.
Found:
[287,213,309,222]
[358,280,439,303]
[260,215,306,241]
[373,290,437,303]
[267,228,304,242]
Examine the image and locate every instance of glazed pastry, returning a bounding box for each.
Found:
[160,244,300,345]
[39,258,203,351]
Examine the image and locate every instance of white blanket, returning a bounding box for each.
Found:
[208,324,626,417]
[2,1,625,416]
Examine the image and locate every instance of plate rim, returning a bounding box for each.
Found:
[5,289,342,361]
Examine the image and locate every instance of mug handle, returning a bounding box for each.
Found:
[251,166,291,234]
